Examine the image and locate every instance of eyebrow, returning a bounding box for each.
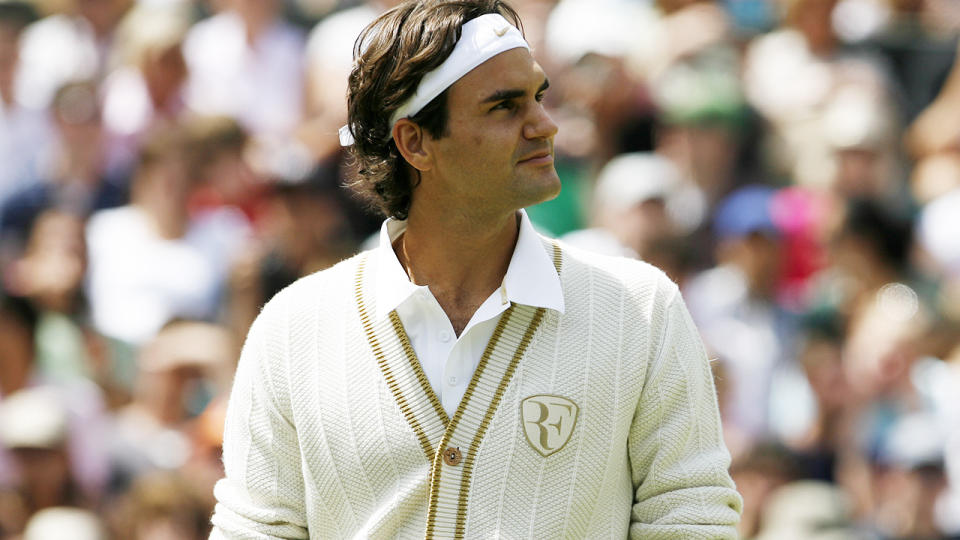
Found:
[480,78,550,104]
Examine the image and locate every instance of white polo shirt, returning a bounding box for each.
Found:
[374,210,565,417]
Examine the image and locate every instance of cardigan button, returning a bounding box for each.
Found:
[443,446,462,466]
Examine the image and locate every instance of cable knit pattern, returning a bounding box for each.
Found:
[210,240,742,539]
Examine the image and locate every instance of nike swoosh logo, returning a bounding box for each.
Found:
[494,26,508,37]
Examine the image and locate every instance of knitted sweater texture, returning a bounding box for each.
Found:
[210,241,742,539]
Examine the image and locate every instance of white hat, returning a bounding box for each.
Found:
[594,153,680,212]
[755,481,859,540]
[23,507,107,540]
[544,0,660,65]
[0,387,67,450]
[919,188,960,277]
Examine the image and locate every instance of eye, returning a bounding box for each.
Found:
[535,91,546,102]
[491,100,517,112]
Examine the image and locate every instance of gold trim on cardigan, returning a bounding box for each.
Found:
[356,240,564,538]
[389,311,451,425]
[426,241,563,539]
[354,255,448,462]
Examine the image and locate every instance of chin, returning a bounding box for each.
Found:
[525,173,562,206]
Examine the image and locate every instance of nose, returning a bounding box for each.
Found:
[523,102,559,141]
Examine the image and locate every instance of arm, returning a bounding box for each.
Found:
[628,288,742,539]
[209,306,309,540]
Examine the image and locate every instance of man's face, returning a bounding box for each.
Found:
[422,48,560,216]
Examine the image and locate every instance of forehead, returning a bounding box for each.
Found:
[446,48,545,106]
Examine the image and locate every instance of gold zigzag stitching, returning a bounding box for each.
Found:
[424,304,516,538]
[354,256,436,462]
[350,238,563,537]
[389,312,451,426]
[455,306,546,535]
[425,240,563,538]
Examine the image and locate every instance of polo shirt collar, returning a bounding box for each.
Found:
[374,209,564,321]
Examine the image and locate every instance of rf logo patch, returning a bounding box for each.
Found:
[521,395,579,457]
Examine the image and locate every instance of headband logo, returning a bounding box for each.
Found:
[494,25,509,37]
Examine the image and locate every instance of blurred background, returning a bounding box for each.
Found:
[0,0,959,538]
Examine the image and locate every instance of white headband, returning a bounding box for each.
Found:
[339,13,529,146]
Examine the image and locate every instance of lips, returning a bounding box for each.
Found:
[518,148,554,164]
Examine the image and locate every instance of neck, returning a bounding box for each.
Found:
[398,206,520,334]
[133,183,187,239]
[0,84,12,107]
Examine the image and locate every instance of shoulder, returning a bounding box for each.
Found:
[86,206,142,238]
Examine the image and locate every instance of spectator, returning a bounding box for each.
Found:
[84,125,215,346]
[5,211,95,382]
[301,0,401,161]
[684,185,798,456]
[101,2,191,163]
[0,80,128,262]
[109,471,214,540]
[225,177,356,338]
[753,480,865,540]
[109,321,233,488]
[0,294,110,511]
[15,0,130,110]
[182,116,262,285]
[0,388,85,534]
[182,0,305,155]
[0,1,53,212]
[561,152,688,279]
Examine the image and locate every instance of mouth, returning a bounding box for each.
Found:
[517,149,554,166]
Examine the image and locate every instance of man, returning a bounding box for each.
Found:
[210,1,742,538]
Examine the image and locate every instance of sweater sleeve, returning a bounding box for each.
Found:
[209,305,309,540]
[628,287,743,539]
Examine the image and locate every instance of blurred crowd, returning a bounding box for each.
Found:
[0,0,959,538]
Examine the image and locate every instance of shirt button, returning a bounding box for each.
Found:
[439,330,451,342]
[443,446,462,466]
[447,376,458,386]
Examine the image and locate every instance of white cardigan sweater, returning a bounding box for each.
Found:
[210,241,742,539]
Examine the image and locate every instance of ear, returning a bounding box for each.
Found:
[393,119,433,172]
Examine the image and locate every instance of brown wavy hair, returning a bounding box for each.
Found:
[345,0,523,219]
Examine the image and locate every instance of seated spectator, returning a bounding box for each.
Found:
[301,0,399,161]
[182,0,305,154]
[102,2,191,164]
[116,472,213,540]
[5,210,95,379]
[0,388,84,534]
[85,125,217,346]
[871,414,950,539]
[182,116,262,282]
[0,81,128,261]
[225,177,355,337]
[753,480,865,540]
[108,321,233,489]
[814,198,919,323]
[110,471,214,540]
[782,315,856,483]
[0,2,53,213]
[0,294,110,510]
[561,152,687,279]
[14,0,128,110]
[729,443,801,539]
[684,185,799,455]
